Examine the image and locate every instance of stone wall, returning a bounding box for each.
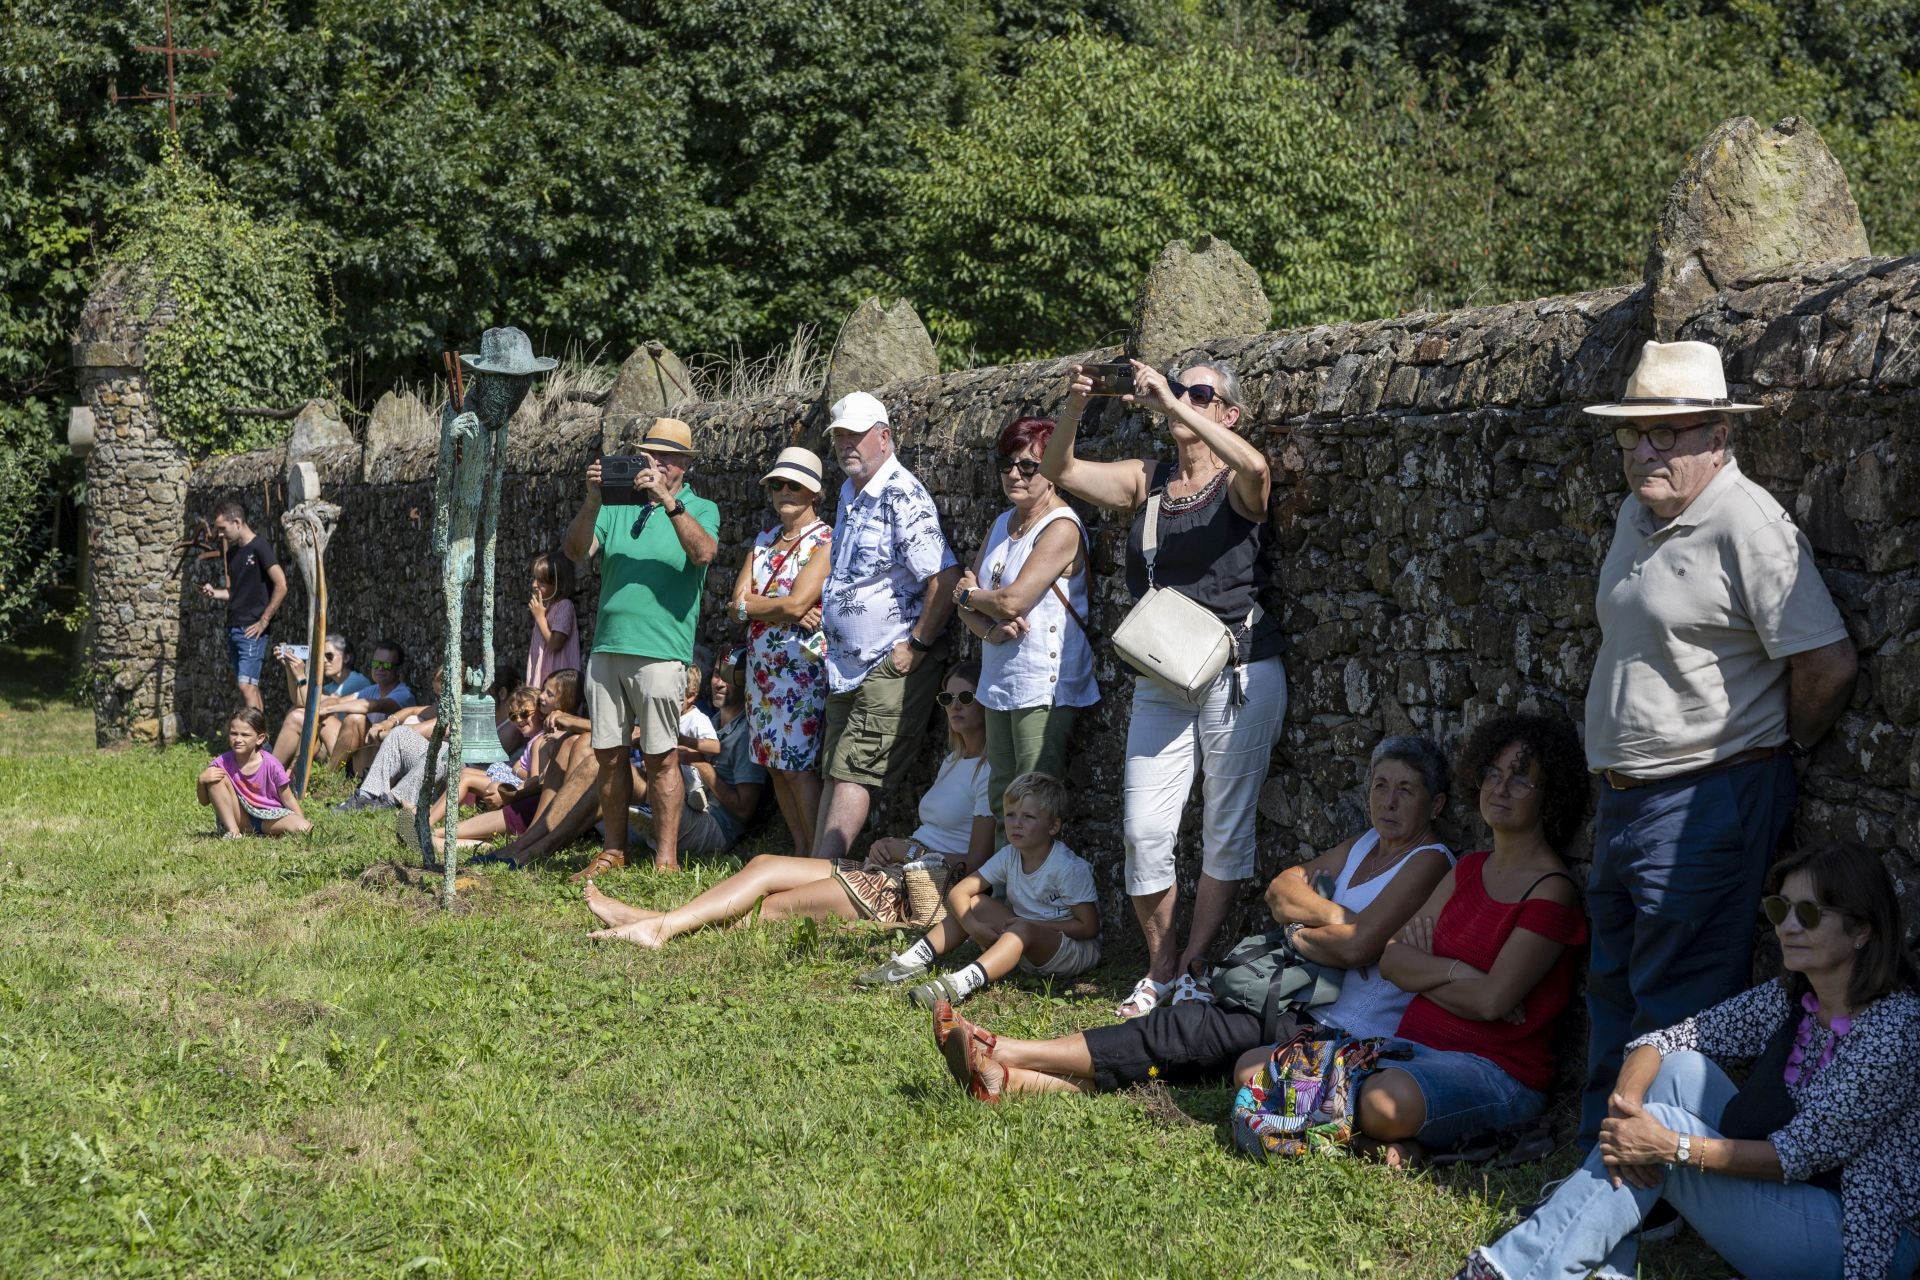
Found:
[140,257,1920,934]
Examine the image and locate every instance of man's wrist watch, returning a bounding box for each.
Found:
[1674,1133,1693,1166]
[907,633,933,654]
[958,587,974,611]
[665,499,687,518]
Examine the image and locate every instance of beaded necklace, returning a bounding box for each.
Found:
[1784,990,1853,1087]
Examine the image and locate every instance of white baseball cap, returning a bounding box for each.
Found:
[825,390,890,434]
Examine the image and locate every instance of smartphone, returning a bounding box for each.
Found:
[1084,360,1136,397]
[599,454,647,505]
[277,644,310,663]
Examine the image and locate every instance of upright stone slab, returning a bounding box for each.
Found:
[1129,236,1272,372]
[288,399,353,460]
[823,298,937,406]
[71,262,190,745]
[602,341,694,454]
[1646,116,1870,340]
[362,390,436,478]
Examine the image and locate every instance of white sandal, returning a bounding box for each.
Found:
[1168,972,1214,1005]
[1114,975,1170,1021]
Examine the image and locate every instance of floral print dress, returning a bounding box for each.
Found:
[746,521,831,770]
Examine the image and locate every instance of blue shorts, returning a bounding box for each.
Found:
[1374,1038,1545,1149]
[228,626,269,685]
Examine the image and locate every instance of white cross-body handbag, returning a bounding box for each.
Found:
[1110,488,1260,703]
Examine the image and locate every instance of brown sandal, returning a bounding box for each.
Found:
[568,849,627,884]
[933,999,1000,1101]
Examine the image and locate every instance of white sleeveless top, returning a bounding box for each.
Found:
[976,505,1099,712]
[1315,828,1455,1039]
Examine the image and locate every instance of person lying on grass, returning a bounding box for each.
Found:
[858,770,1099,1009]
[935,713,1588,1165]
[580,661,993,946]
[197,707,312,838]
[905,734,1453,1098]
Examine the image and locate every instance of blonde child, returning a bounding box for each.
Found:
[868,772,1100,1008]
[198,707,312,838]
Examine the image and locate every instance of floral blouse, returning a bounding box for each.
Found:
[1631,979,1920,1280]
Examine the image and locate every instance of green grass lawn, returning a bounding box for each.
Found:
[0,651,1723,1278]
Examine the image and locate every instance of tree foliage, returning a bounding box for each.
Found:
[894,31,1411,361]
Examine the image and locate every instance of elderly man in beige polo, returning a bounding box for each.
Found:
[559,417,720,880]
[1577,339,1857,1148]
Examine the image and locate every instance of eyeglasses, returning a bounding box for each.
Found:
[1761,895,1848,929]
[510,712,538,725]
[1478,766,1536,797]
[1168,379,1225,409]
[1611,423,1709,452]
[935,690,977,707]
[370,659,397,671]
[995,456,1042,478]
[766,478,807,493]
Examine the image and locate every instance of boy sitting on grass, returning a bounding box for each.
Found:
[863,772,1100,1009]
[197,707,312,838]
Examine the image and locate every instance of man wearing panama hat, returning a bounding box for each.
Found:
[1577,340,1858,1148]
[562,415,721,878]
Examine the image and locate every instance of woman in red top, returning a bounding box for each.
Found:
[1283,713,1589,1163]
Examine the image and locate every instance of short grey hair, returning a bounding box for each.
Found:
[1369,734,1450,804]
[1170,358,1246,411]
[325,633,352,660]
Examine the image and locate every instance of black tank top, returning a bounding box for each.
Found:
[1125,461,1283,663]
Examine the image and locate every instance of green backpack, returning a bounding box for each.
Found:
[1209,929,1344,1040]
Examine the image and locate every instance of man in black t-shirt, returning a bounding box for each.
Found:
[201,499,288,712]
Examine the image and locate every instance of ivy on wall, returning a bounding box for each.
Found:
[108,152,330,458]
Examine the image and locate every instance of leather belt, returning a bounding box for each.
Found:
[1602,744,1792,792]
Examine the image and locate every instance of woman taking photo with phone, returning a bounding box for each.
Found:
[1040,357,1286,1020]
[953,416,1098,836]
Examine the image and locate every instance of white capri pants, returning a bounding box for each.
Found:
[1122,655,1287,896]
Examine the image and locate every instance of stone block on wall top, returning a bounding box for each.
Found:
[1646,116,1870,340]
[362,390,436,477]
[822,298,937,407]
[1129,236,1272,372]
[288,399,354,461]
[603,342,696,454]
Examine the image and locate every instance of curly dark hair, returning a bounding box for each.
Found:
[1454,712,1592,853]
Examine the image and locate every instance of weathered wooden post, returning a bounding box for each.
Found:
[280,460,339,797]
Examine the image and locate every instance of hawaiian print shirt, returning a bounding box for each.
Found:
[822,451,955,692]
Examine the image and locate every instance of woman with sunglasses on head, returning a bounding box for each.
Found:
[953,417,1099,838]
[727,446,833,855]
[583,661,995,949]
[1041,357,1286,1020]
[1455,840,1920,1280]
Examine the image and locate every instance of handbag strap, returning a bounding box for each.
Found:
[1049,517,1094,637]
[1140,488,1163,589]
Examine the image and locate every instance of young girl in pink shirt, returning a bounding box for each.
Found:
[198,707,312,838]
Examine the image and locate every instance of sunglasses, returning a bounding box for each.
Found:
[1611,423,1709,452]
[935,690,977,707]
[766,478,808,493]
[370,659,398,671]
[1167,379,1225,409]
[510,712,538,724]
[1761,895,1849,930]
[995,456,1042,478]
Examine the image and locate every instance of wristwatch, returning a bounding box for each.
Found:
[958,587,974,611]
[732,599,749,623]
[665,499,688,518]
[1674,1133,1693,1166]
[907,633,933,654]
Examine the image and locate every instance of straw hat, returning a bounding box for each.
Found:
[762,445,826,492]
[459,326,558,376]
[635,416,696,456]
[1584,341,1761,418]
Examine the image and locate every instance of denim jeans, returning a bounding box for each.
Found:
[1581,755,1796,1145]
[227,625,269,685]
[1481,1050,1914,1280]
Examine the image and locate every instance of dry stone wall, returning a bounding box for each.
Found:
[140,255,1920,934]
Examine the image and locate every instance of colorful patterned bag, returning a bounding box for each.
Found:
[1230,1029,1400,1160]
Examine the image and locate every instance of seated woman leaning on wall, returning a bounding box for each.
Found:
[1455,840,1920,1280]
[581,661,994,948]
[918,734,1455,1097]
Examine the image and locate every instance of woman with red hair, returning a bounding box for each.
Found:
[950,416,1099,838]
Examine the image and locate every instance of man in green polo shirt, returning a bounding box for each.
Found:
[562,416,720,877]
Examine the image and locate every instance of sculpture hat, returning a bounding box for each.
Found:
[824,390,890,434]
[460,326,558,376]
[1584,340,1760,418]
[637,416,697,456]
[762,446,826,492]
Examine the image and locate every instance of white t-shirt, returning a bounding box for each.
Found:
[676,707,719,791]
[909,752,991,856]
[1315,829,1454,1039]
[976,840,1098,925]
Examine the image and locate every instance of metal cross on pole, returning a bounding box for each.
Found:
[108,0,234,133]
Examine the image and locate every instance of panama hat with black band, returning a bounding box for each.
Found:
[1584,340,1761,418]
[635,416,697,456]
[761,446,825,493]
